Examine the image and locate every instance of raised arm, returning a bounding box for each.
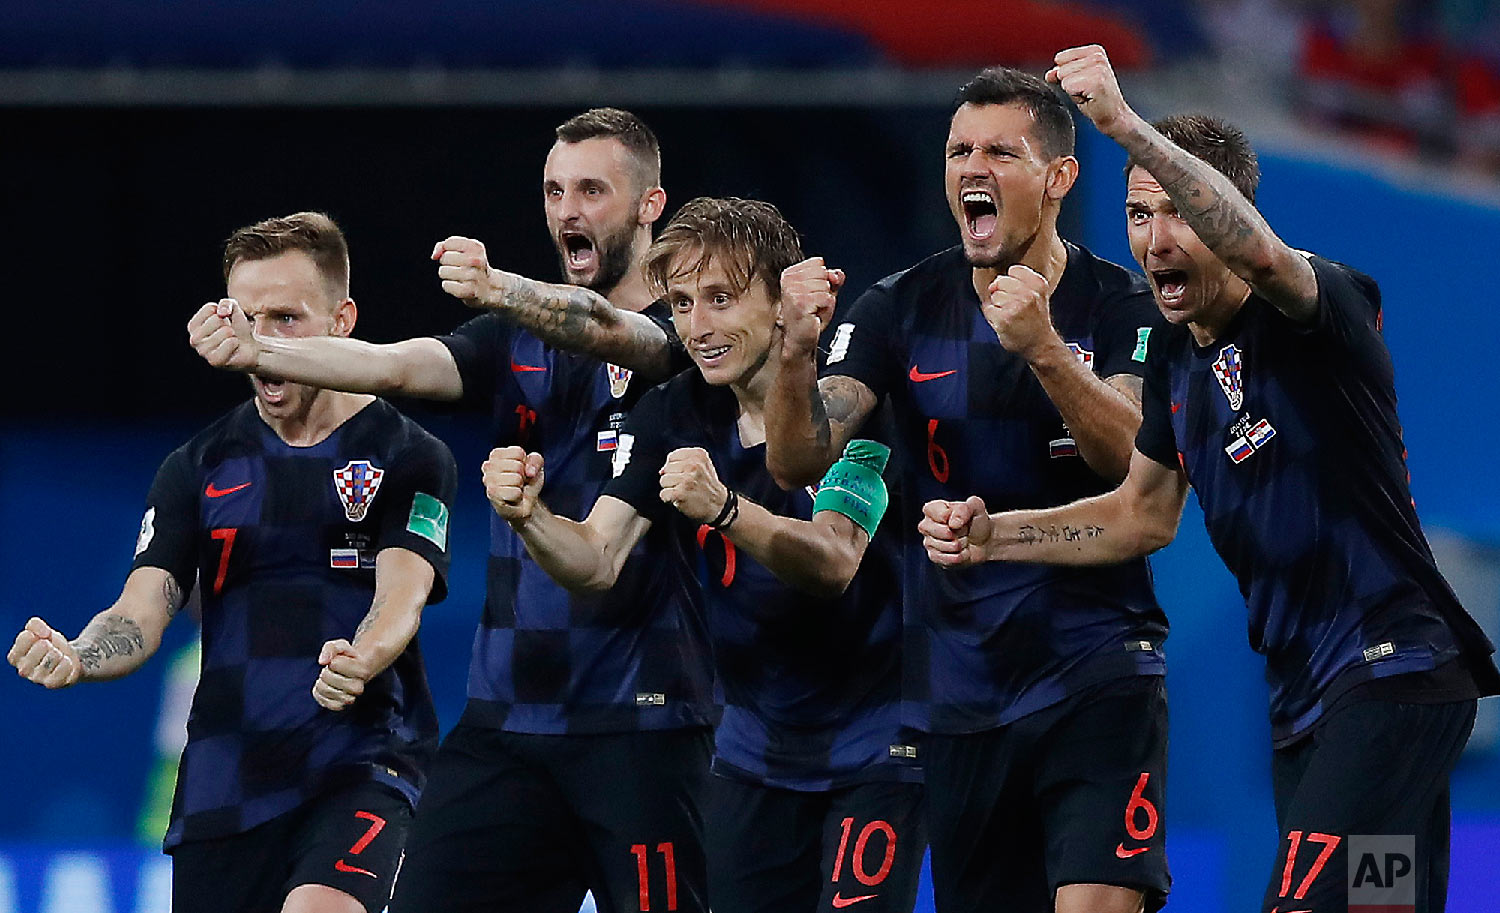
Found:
[659,447,871,598]
[921,449,1188,568]
[8,566,185,688]
[434,236,676,379]
[188,300,465,400]
[482,447,651,593]
[312,548,435,711]
[1048,45,1318,321]
[764,259,876,488]
[984,265,1143,481]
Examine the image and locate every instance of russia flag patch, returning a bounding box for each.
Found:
[330,549,360,569]
[597,430,618,451]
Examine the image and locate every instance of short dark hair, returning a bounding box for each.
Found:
[223,211,349,296]
[954,67,1075,159]
[644,197,803,301]
[555,107,662,192]
[1126,114,1260,203]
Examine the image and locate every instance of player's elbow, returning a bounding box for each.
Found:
[1132,506,1180,556]
[766,451,827,491]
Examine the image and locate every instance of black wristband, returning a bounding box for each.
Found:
[709,489,739,530]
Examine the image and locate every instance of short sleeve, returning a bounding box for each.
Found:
[643,299,695,376]
[602,386,674,524]
[1133,343,1179,469]
[820,283,900,402]
[1305,254,1383,349]
[433,312,514,411]
[374,435,460,603]
[1094,283,1167,381]
[131,448,200,593]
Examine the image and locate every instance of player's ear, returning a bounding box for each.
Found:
[332,298,357,337]
[1046,155,1080,201]
[639,186,667,227]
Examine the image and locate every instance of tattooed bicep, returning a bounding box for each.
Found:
[818,375,877,441]
[1105,374,1144,410]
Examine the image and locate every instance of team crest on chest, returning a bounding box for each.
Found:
[606,363,632,399]
[1211,344,1244,411]
[333,460,385,522]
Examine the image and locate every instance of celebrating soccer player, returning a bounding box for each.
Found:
[482,197,928,913]
[765,68,1171,913]
[11,212,457,913]
[188,110,714,913]
[921,45,1500,913]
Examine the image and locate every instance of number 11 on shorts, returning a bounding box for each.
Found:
[631,842,678,911]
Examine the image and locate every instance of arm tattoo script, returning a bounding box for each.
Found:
[74,614,145,672]
[353,594,387,646]
[1015,524,1106,546]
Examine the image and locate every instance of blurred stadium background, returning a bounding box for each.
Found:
[2,1,1498,911]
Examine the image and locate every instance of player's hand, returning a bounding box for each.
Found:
[777,257,845,360]
[187,298,261,372]
[919,497,993,567]
[433,236,501,309]
[7,617,82,689]
[482,446,545,523]
[983,265,1061,361]
[1046,45,1140,139]
[659,447,730,523]
[312,638,376,711]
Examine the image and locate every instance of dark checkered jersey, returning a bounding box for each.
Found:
[1135,254,1500,745]
[434,306,715,735]
[604,372,916,790]
[131,398,455,849]
[823,243,1170,734]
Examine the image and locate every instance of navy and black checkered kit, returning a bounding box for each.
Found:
[1136,254,1500,745]
[605,372,917,791]
[434,307,716,735]
[132,399,455,849]
[824,244,1170,735]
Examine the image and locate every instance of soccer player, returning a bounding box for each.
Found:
[9,211,457,913]
[482,196,926,913]
[921,45,1500,913]
[187,109,714,913]
[764,69,1171,913]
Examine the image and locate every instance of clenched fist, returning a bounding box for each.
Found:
[433,236,501,308]
[1046,45,1141,139]
[918,496,993,568]
[482,446,545,522]
[8,617,81,689]
[777,257,845,360]
[983,265,1060,361]
[659,448,730,524]
[312,638,376,711]
[187,298,261,372]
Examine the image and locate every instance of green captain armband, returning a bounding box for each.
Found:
[813,439,891,538]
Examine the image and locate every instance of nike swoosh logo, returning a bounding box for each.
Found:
[1171,401,1181,413]
[1115,843,1150,858]
[909,365,956,383]
[334,859,378,878]
[204,482,252,498]
[511,361,546,373]
[831,894,879,908]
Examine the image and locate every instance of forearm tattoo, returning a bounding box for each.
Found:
[162,575,184,618]
[1016,524,1106,545]
[820,376,870,452]
[74,614,145,672]
[498,275,671,377]
[353,594,387,646]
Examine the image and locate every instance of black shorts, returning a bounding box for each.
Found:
[1261,697,1477,913]
[170,780,412,913]
[924,675,1170,913]
[704,773,926,913]
[389,724,712,913]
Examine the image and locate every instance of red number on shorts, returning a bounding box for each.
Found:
[515,405,537,444]
[830,817,897,887]
[209,528,237,596]
[926,420,950,483]
[1277,830,1341,901]
[630,842,679,911]
[694,524,736,588]
[348,810,386,855]
[1124,772,1159,841]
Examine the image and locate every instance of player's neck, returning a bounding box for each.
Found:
[730,357,775,447]
[257,389,376,447]
[603,266,655,313]
[970,231,1068,303]
[1188,279,1254,347]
